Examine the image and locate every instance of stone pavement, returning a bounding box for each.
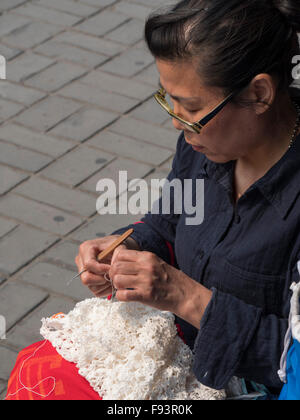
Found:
[0,0,174,397]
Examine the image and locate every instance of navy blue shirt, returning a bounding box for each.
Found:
[112,129,300,391]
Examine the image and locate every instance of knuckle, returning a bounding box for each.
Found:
[142,251,157,264]
[79,241,88,252]
[113,274,121,287]
[114,261,123,272]
[80,273,90,286]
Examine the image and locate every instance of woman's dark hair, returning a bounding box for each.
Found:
[145,0,300,102]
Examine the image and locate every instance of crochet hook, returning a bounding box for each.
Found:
[67,228,134,286]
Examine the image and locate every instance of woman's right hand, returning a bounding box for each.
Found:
[75,235,129,298]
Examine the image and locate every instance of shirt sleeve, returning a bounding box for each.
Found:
[192,265,297,390]
[110,132,186,266]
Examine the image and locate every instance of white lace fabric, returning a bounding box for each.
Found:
[40,298,225,400]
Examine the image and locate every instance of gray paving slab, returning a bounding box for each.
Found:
[105,18,145,45]
[49,107,118,142]
[19,261,93,301]
[0,346,18,381]
[0,274,7,286]
[7,52,55,83]
[0,81,46,106]
[128,0,164,8]
[80,0,116,7]
[14,176,97,218]
[69,210,140,242]
[100,46,154,77]
[0,281,48,331]
[0,224,58,275]
[0,0,27,11]
[14,95,82,132]
[25,61,87,93]
[135,63,159,87]
[0,165,28,195]
[0,98,24,121]
[32,0,98,18]
[0,216,18,239]
[112,1,152,21]
[75,10,128,37]
[0,273,7,286]
[0,13,31,38]
[6,295,76,350]
[0,194,84,236]
[0,140,54,172]
[87,130,173,166]
[54,30,125,56]
[2,21,63,50]
[42,240,79,269]
[79,156,154,196]
[58,81,139,113]
[0,123,74,158]
[0,379,7,394]
[13,3,83,26]
[80,69,154,100]
[40,145,115,186]
[34,40,107,68]
[108,116,177,151]
[0,45,22,61]
[129,96,170,125]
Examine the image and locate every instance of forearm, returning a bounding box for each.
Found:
[167,266,213,329]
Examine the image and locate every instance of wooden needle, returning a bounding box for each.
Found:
[68,228,134,285]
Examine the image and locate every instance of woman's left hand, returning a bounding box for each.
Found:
[109,248,212,328]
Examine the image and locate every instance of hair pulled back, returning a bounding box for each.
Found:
[145,0,300,98]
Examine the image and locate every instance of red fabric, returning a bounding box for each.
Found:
[165,241,175,266]
[5,340,102,400]
[6,282,185,401]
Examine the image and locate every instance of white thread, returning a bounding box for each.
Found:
[5,340,56,400]
[104,272,116,299]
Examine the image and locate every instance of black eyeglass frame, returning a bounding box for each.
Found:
[154,87,242,133]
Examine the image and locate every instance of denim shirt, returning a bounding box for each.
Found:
[112,129,300,391]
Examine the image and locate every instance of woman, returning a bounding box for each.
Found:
[6,0,300,399]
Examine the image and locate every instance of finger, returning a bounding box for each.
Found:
[116,288,142,302]
[79,243,111,274]
[110,261,139,276]
[89,285,112,298]
[111,244,128,265]
[111,274,139,290]
[112,248,142,263]
[80,270,108,287]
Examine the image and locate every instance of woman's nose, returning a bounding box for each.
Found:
[172,117,185,131]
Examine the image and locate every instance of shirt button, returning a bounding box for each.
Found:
[235,214,241,224]
[199,250,205,259]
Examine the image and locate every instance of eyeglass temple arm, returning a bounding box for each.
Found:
[198,91,237,126]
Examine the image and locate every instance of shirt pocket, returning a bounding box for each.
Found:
[202,255,285,315]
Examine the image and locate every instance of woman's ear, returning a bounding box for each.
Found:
[245,73,278,115]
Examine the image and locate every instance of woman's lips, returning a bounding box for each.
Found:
[189,143,205,152]
[185,139,206,152]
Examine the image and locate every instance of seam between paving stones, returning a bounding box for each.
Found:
[0,204,91,238]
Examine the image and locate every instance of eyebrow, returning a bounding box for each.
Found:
[158,81,202,103]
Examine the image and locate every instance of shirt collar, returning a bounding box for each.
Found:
[200,133,300,219]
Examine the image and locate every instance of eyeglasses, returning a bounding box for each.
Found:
[154,87,239,134]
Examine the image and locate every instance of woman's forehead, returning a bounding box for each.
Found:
[156,58,221,101]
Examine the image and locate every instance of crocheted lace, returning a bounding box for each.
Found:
[40,298,225,400]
